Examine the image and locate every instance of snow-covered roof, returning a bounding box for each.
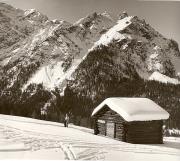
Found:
[91,97,169,122]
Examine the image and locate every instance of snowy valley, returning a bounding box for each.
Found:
[0,114,180,160]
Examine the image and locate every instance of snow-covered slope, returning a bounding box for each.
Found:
[0,4,116,91]
[149,71,179,84]
[0,3,47,51]
[0,114,180,160]
[90,13,180,80]
[68,13,180,97]
[93,16,133,47]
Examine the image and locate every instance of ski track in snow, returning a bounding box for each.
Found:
[0,115,180,160]
[0,124,75,159]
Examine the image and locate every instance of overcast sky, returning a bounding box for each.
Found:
[0,0,180,45]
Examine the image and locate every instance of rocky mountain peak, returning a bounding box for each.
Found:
[0,2,179,94]
[119,11,128,20]
[101,11,113,20]
[74,11,114,28]
[24,9,48,23]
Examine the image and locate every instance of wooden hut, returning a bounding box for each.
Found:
[92,97,169,144]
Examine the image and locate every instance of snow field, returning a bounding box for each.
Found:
[149,71,179,84]
[0,114,180,160]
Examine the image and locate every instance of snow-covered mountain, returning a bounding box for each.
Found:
[0,3,116,91]
[68,12,180,96]
[91,13,180,79]
[0,2,180,94]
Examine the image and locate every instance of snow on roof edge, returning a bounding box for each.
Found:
[91,97,169,122]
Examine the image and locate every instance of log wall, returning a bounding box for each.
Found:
[93,105,126,141]
[93,105,164,144]
[125,120,163,144]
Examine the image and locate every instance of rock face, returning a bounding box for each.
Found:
[0,3,116,91]
[0,2,180,95]
[69,15,180,97]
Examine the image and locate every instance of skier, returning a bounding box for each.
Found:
[64,114,69,127]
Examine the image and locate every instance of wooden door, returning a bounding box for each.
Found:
[106,122,115,138]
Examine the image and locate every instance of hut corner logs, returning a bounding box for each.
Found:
[91,97,169,144]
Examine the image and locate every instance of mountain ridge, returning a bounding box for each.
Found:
[0,2,180,131]
[0,3,179,93]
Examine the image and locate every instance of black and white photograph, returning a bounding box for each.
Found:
[0,0,180,160]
